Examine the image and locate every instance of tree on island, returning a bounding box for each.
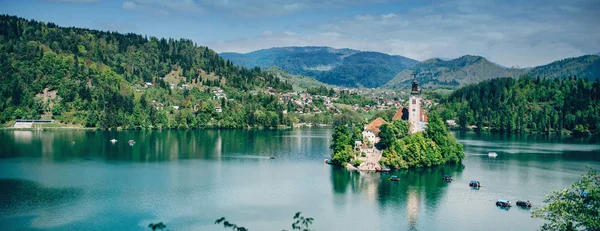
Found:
[532,168,599,231]
[379,112,464,169]
[329,125,358,166]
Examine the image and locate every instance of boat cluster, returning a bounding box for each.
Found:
[109,139,136,146]
[465,179,533,209]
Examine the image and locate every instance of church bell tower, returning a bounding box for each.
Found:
[408,73,421,134]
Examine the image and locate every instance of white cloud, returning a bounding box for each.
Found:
[122,1,136,10]
[121,0,203,15]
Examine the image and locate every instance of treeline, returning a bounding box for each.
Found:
[0,15,295,129]
[439,76,600,135]
[378,114,464,169]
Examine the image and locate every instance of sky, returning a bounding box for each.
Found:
[1,0,599,67]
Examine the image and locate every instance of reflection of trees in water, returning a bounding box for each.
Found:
[330,163,465,230]
[0,179,83,216]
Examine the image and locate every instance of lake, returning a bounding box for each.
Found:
[0,129,599,231]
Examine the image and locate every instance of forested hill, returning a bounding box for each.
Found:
[383,55,525,89]
[220,47,418,88]
[526,55,600,81]
[439,76,600,135]
[0,15,294,129]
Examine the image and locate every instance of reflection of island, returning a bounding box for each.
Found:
[330,163,465,230]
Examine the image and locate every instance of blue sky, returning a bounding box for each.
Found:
[1,0,599,67]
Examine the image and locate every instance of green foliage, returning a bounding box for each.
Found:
[330,125,361,166]
[212,212,314,231]
[0,15,295,129]
[378,115,463,169]
[148,222,168,231]
[532,168,600,231]
[215,217,248,231]
[440,76,600,135]
[351,159,364,167]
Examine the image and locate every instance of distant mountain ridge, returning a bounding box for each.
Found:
[526,55,600,81]
[223,46,600,90]
[384,55,525,89]
[220,46,418,88]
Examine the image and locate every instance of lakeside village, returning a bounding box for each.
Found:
[10,68,438,129]
[139,83,434,128]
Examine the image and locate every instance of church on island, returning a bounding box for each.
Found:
[362,73,428,144]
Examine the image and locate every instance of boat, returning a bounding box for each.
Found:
[128,140,135,145]
[488,152,498,157]
[496,199,512,207]
[389,175,401,181]
[443,175,453,182]
[516,200,532,207]
[269,157,275,159]
[376,166,391,172]
[469,180,481,187]
[110,139,117,143]
[324,159,332,165]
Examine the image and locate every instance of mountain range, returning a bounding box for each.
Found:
[220,47,418,88]
[222,47,600,89]
[384,55,525,89]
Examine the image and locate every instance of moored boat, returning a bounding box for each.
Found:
[496,199,512,207]
[389,175,400,181]
[376,166,391,172]
[128,140,135,145]
[469,180,481,187]
[488,152,498,157]
[443,175,453,182]
[516,200,532,207]
[110,139,117,143]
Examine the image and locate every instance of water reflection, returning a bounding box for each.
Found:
[330,163,465,230]
[0,129,331,162]
[0,179,83,217]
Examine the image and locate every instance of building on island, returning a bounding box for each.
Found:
[408,73,422,134]
[361,73,428,144]
[362,117,386,145]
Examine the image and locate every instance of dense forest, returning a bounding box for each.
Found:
[439,76,600,135]
[0,15,348,129]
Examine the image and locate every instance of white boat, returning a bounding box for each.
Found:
[110,139,117,143]
[488,152,498,157]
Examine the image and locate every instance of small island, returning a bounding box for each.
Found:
[329,74,464,170]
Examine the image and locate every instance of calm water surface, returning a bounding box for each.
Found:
[0,129,599,231]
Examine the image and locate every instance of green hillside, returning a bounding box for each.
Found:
[526,55,600,81]
[264,67,332,91]
[384,55,525,89]
[0,15,295,129]
[439,76,600,134]
[220,47,418,88]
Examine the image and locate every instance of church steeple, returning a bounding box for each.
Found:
[411,73,419,95]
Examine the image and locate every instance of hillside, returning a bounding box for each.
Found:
[0,15,295,129]
[526,55,600,81]
[220,47,418,88]
[263,67,332,91]
[383,55,525,89]
[440,76,600,134]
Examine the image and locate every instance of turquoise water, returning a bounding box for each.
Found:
[0,129,599,230]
